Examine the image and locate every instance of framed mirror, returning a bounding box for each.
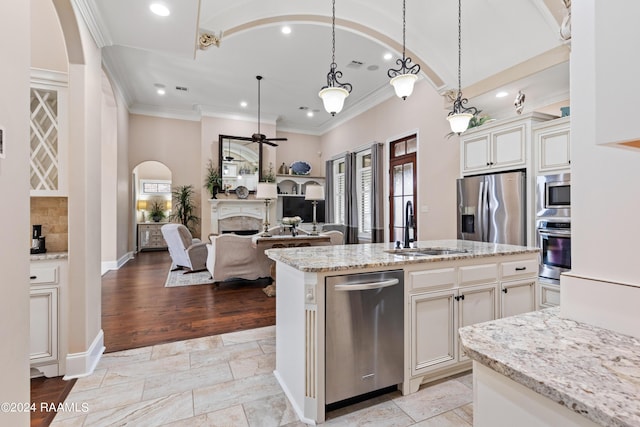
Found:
[219,134,263,192]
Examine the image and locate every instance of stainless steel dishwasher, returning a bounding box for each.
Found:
[325,270,404,405]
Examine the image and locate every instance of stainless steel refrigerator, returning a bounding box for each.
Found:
[457,171,526,245]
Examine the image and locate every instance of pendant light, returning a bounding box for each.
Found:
[318,0,352,116]
[447,0,479,135]
[388,0,421,100]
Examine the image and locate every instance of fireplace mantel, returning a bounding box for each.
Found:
[209,198,274,235]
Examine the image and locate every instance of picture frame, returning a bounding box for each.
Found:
[0,126,5,159]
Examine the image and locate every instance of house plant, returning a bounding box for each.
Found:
[262,162,276,183]
[204,159,222,199]
[168,184,199,234]
[149,200,166,222]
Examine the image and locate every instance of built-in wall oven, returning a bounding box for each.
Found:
[537,220,571,283]
[536,173,571,283]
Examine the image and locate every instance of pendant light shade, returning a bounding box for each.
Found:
[447,0,479,134]
[388,0,420,100]
[319,86,350,116]
[319,0,352,116]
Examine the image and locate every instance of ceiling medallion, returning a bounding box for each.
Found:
[199,32,222,49]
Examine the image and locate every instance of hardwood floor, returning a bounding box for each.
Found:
[31,250,275,426]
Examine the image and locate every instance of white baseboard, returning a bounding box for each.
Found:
[63,329,105,380]
[101,251,134,275]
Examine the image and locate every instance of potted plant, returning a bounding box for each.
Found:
[262,162,276,183]
[204,159,222,199]
[149,200,166,222]
[168,184,199,234]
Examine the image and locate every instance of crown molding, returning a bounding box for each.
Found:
[128,104,202,122]
[30,68,68,87]
[71,0,112,48]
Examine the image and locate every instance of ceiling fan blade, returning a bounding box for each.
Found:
[265,137,288,141]
[233,136,253,141]
[261,141,279,147]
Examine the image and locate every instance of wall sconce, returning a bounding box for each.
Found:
[305,185,325,235]
[256,183,278,236]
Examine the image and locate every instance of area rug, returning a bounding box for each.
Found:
[164,269,215,287]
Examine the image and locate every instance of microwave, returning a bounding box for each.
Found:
[536,173,571,219]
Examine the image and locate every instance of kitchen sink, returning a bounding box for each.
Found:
[384,247,469,257]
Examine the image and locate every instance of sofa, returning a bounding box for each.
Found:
[160,223,208,273]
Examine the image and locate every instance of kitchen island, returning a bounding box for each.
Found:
[459,308,640,427]
[266,239,539,424]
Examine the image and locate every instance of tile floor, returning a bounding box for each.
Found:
[51,326,473,426]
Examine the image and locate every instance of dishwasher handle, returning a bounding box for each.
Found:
[334,278,399,292]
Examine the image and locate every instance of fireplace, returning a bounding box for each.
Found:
[209,199,275,235]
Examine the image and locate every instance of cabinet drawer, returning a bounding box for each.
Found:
[409,268,456,291]
[30,266,59,285]
[459,264,497,285]
[501,259,537,279]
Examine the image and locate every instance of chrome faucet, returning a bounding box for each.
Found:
[404,200,414,248]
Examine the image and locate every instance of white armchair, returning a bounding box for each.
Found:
[160,224,208,273]
[206,234,272,283]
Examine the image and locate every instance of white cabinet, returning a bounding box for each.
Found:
[460,112,556,175]
[534,116,571,173]
[30,287,58,366]
[275,175,324,196]
[30,70,68,196]
[407,256,536,391]
[501,279,536,318]
[30,258,67,378]
[538,281,561,308]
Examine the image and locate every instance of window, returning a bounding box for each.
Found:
[141,179,171,195]
[332,159,345,224]
[357,151,372,239]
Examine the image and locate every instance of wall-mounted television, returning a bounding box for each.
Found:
[282,196,325,223]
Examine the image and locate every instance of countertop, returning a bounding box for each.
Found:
[459,308,640,427]
[265,239,539,272]
[30,251,68,261]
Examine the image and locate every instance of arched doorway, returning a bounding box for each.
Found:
[132,161,172,252]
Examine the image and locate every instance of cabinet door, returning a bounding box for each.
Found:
[410,289,458,376]
[492,124,526,169]
[30,287,58,364]
[538,127,570,172]
[538,282,561,308]
[501,279,536,318]
[458,283,499,361]
[462,134,491,173]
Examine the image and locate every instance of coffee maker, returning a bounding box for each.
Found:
[30,224,47,254]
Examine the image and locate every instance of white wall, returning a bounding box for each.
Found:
[320,80,458,241]
[0,0,31,423]
[561,0,640,338]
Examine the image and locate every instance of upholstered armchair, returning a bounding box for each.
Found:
[322,230,344,245]
[160,224,208,273]
[206,234,272,283]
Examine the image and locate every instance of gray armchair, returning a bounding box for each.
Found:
[160,224,208,273]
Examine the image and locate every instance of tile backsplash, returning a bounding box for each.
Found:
[30,197,68,252]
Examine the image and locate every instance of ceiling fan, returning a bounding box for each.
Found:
[236,75,287,147]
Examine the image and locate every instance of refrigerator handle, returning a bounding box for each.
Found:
[480,179,490,242]
[478,180,485,241]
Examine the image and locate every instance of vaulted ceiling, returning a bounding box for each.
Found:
[76,0,570,135]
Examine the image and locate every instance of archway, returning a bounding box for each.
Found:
[132,161,172,251]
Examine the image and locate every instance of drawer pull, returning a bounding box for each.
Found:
[30,275,37,280]
[515,267,527,271]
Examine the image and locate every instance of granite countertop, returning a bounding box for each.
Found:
[30,251,69,261]
[265,239,539,272]
[459,308,640,427]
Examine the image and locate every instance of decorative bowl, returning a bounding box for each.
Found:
[290,161,311,175]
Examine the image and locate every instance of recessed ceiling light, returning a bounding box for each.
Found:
[240,101,248,108]
[156,88,166,95]
[383,53,393,61]
[149,3,170,17]
[307,111,314,118]
[281,26,292,35]
[496,91,509,98]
